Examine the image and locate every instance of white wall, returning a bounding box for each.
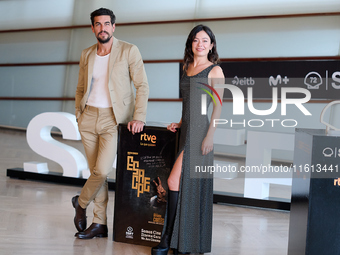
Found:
[1,15,339,129]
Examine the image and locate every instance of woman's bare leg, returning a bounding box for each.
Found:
[167,151,184,191]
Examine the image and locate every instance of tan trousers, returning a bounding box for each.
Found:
[77,105,118,225]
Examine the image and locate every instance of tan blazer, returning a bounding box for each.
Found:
[75,37,149,124]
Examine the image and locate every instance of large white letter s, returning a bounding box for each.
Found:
[24,112,87,178]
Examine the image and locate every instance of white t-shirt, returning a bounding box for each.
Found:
[87,53,112,108]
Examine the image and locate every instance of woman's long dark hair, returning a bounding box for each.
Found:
[183,24,220,72]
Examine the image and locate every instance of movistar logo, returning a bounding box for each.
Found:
[269,75,282,86]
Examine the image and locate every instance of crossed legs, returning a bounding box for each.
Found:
[73,106,117,238]
[78,130,117,225]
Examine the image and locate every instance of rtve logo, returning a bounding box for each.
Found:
[334,178,340,186]
[140,133,156,143]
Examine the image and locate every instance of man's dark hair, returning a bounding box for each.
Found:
[90,8,116,26]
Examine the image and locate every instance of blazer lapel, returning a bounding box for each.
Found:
[108,36,120,77]
[87,45,96,92]
[108,37,120,104]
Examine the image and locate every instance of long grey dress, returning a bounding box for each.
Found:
[170,64,217,253]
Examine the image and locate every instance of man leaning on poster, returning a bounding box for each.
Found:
[72,7,149,239]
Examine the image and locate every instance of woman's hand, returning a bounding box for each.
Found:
[201,135,214,155]
[167,122,181,132]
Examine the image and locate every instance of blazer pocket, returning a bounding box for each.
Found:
[111,61,129,78]
[123,95,134,105]
[113,61,128,71]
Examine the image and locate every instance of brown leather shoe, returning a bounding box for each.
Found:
[75,223,108,239]
[71,195,86,232]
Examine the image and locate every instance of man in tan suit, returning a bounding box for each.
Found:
[72,8,149,239]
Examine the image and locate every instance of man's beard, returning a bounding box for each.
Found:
[97,31,112,44]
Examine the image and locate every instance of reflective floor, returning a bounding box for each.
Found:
[0,128,289,255]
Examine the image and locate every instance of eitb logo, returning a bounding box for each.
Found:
[197,82,223,115]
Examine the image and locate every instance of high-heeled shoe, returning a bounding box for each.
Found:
[151,190,179,255]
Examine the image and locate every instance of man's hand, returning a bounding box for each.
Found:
[127,120,144,135]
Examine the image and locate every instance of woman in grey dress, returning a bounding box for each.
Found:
[152,24,225,255]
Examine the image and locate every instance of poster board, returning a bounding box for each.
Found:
[113,124,179,246]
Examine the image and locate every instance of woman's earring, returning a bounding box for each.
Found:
[209,49,212,54]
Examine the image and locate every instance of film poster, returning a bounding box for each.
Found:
[113,124,178,247]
